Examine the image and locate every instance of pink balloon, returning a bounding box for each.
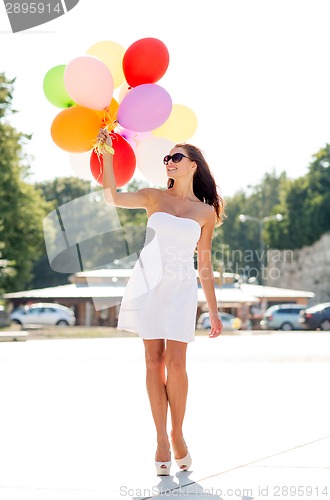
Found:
[64,56,114,110]
[117,84,172,132]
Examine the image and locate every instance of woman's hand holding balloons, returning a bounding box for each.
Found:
[97,128,114,155]
[97,128,111,145]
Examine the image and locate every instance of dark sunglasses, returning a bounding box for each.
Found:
[163,153,191,165]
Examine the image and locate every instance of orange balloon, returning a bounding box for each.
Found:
[51,107,102,153]
[92,98,119,130]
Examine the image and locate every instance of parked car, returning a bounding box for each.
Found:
[196,312,241,331]
[10,303,76,328]
[0,305,10,328]
[299,302,330,331]
[260,304,306,331]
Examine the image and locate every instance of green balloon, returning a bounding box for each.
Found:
[43,65,75,108]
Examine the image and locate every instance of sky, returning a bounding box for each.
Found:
[1,0,330,197]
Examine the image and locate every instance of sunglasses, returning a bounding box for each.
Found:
[163,153,191,165]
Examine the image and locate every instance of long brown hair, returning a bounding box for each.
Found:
[167,143,225,226]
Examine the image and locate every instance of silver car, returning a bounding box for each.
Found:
[260,304,306,331]
[10,303,76,328]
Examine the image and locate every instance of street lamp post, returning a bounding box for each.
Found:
[239,213,283,286]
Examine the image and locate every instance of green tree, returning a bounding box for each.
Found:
[35,176,95,206]
[218,170,288,279]
[0,235,15,295]
[31,177,98,289]
[266,145,330,249]
[0,73,50,293]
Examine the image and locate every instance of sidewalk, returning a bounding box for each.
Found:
[0,332,329,499]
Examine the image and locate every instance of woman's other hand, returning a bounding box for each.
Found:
[208,311,223,338]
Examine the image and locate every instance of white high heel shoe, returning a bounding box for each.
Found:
[175,449,192,471]
[155,459,172,476]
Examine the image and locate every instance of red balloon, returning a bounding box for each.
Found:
[90,133,136,187]
[123,38,169,87]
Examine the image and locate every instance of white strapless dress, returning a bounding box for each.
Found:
[117,211,201,343]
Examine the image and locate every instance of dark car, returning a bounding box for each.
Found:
[299,302,330,331]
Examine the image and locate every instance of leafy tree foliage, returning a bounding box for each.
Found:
[30,177,95,288]
[215,170,288,279]
[0,74,50,293]
[0,232,15,295]
[35,177,94,206]
[266,145,330,249]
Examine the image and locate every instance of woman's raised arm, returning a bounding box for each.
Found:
[98,129,158,209]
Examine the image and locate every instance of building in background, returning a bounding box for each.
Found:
[2,268,314,328]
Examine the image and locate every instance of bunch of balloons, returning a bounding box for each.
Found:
[44,37,198,187]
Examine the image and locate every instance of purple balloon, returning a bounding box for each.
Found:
[117,84,172,132]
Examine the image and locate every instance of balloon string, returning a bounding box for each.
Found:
[101,107,118,131]
[93,127,116,170]
[93,105,117,157]
[95,165,102,184]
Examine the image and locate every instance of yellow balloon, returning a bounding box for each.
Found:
[87,41,126,89]
[153,104,198,142]
[118,81,131,103]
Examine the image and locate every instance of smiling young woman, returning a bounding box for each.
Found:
[98,128,225,475]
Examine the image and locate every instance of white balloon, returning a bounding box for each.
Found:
[69,150,95,181]
[135,136,175,186]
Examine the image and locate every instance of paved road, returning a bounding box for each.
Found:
[0,332,329,499]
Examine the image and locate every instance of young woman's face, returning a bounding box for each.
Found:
[164,148,195,179]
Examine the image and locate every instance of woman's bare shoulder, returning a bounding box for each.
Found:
[199,203,217,225]
[139,187,163,198]
[197,201,214,216]
[140,187,163,193]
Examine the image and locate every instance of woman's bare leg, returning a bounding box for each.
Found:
[165,340,189,460]
[143,339,170,462]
